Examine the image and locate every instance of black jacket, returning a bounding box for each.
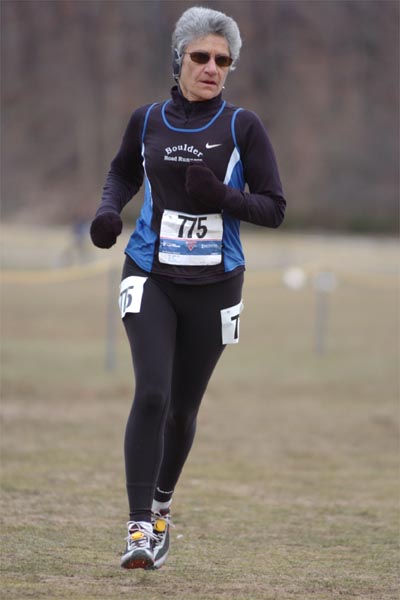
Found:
[97,86,286,283]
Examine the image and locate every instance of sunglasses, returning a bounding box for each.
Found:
[184,51,233,68]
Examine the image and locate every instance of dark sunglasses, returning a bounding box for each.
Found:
[184,51,233,68]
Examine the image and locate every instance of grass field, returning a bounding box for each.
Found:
[1,225,399,600]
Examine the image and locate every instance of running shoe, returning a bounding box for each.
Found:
[151,509,173,569]
[120,521,156,570]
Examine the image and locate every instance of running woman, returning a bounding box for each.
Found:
[90,6,286,570]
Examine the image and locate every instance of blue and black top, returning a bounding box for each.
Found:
[97,85,286,284]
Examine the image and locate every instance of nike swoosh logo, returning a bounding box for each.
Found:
[205,143,222,149]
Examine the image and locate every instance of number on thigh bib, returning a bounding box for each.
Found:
[220,300,244,344]
[119,276,148,318]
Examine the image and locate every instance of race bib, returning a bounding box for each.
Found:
[119,276,147,318]
[159,209,223,266]
[221,300,244,344]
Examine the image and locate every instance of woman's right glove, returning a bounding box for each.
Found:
[185,162,227,210]
[90,212,123,249]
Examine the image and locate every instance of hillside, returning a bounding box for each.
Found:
[1,0,399,231]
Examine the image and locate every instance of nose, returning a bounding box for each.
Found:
[204,57,218,74]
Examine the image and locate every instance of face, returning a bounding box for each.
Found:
[179,35,231,102]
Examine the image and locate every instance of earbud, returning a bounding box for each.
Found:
[172,48,181,80]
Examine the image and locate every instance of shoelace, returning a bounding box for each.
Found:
[126,522,158,548]
[152,511,175,543]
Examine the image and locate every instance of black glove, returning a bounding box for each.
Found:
[90,212,123,249]
[185,163,227,210]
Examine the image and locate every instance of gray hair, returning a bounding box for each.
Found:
[172,6,242,71]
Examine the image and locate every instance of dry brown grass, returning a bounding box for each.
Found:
[1,225,398,599]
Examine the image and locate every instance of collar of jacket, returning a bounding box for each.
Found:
[170,85,223,115]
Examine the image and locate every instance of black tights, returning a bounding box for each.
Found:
[122,258,243,522]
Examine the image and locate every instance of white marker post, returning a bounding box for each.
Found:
[106,265,119,371]
[313,271,337,355]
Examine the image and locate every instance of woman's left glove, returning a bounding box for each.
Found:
[185,163,227,209]
[90,212,123,248]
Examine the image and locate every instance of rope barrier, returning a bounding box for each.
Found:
[0,258,114,284]
[2,256,396,367]
[246,265,398,290]
[336,271,399,290]
[1,259,397,289]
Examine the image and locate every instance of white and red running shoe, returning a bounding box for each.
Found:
[120,521,156,570]
[151,510,174,569]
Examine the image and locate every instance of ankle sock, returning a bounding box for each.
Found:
[152,498,172,514]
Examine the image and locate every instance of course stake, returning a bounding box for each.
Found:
[106,265,119,370]
[314,271,337,355]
